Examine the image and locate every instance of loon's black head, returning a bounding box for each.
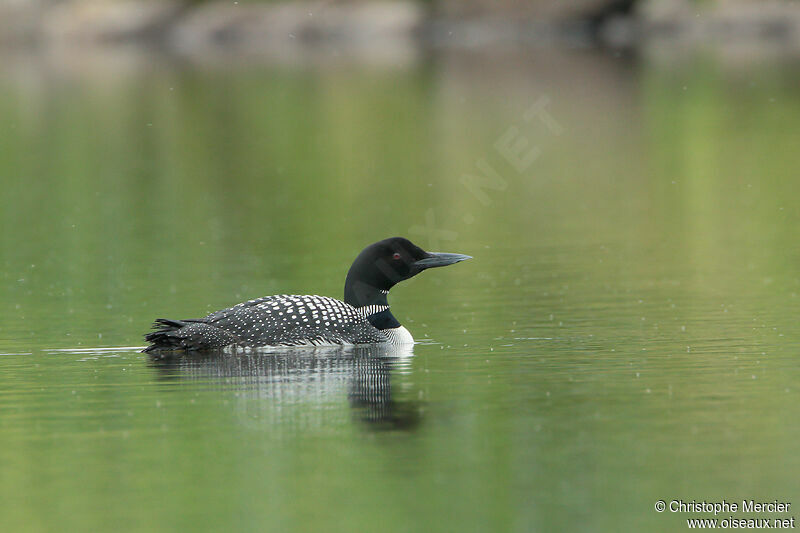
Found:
[344,237,471,308]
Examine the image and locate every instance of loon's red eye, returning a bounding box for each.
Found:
[393,252,401,260]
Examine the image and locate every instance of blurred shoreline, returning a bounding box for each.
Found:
[1,0,800,70]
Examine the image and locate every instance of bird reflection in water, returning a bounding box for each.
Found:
[147,344,422,431]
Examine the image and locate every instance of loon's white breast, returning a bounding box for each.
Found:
[382,326,414,345]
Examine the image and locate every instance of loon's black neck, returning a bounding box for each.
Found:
[343,280,400,330]
[367,308,401,330]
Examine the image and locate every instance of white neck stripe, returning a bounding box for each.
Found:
[357,304,389,317]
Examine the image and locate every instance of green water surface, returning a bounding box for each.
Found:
[0,50,799,532]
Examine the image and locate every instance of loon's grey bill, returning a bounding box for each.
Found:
[414,252,472,268]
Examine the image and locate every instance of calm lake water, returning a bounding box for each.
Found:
[1,48,799,532]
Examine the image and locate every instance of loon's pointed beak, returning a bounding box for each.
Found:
[414,252,472,269]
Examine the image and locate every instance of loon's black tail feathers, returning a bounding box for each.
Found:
[143,318,238,353]
[151,318,187,330]
[143,319,189,353]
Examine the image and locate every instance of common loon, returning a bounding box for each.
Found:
[143,237,470,352]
